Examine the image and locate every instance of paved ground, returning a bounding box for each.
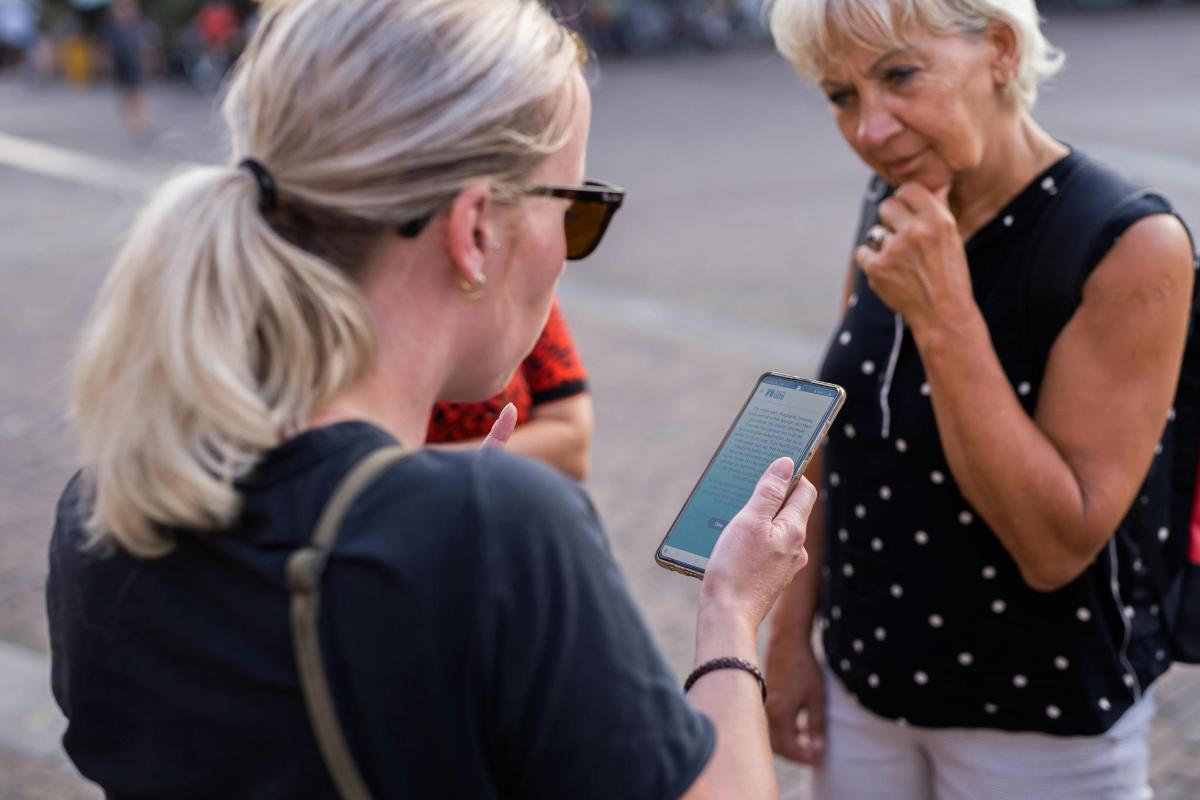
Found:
[2,6,1200,797]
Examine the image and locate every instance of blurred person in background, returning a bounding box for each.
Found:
[0,0,38,70]
[108,0,147,136]
[427,298,595,481]
[763,0,1195,797]
[48,0,817,797]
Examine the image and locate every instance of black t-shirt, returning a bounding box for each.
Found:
[818,150,1177,736]
[48,422,713,798]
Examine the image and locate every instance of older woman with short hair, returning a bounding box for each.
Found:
[764,0,1195,797]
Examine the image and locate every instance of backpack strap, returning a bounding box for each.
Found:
[285,445,410,800]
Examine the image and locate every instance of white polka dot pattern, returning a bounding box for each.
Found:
[814,160,1175,736]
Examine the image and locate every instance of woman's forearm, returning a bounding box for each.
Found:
[428,395,594,480]
[913,312,1113,590]
[502,415,591,480]
[687,611,778,800]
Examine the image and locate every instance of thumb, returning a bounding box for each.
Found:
[738,457,794,521]
[933,183,951,207]
[481,403,517,449]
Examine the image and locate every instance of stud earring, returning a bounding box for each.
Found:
[456,273,487,301]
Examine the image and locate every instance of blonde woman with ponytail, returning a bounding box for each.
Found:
[49,1,817,797]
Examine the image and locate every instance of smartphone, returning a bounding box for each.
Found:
[655,372,845,580]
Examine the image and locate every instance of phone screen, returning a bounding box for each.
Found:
[656,373,844,577]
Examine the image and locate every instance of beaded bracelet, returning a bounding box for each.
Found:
[684,657,767,703]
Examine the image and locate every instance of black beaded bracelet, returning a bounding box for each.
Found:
[684,657,767,703]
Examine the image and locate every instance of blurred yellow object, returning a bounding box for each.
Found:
[61,36,92,85]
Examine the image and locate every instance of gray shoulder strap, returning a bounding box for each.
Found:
[285,445,410,800]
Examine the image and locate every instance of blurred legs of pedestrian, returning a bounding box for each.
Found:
[109,0,148,138]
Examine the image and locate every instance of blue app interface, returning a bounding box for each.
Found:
[661,376,840,571]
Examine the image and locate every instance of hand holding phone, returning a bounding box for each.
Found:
[656,373,844,579]
[698,455,818,626]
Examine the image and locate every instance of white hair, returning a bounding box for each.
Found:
[72,0,581,557]
[768,0,1064,108]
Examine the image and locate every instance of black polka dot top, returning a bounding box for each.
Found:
[817,150,1177,736]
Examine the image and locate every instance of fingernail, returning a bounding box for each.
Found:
[770,457,793,480]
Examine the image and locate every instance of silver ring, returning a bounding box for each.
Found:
[865,225,887,252]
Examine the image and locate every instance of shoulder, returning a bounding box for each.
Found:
[344,446,606,566]
[1085,211,1195,306]
[51,470,93,555]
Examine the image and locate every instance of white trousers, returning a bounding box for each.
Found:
[814,667,1155,800]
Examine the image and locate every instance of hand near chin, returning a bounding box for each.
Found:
[481,403,517,449]
[854,182,976,334]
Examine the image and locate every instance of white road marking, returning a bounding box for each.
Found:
[0,130,151,194]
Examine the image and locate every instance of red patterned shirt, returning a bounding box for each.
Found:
[427,300,589,443]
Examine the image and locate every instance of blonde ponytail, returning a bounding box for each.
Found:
[73,166,375,555]
[72,0,581,556]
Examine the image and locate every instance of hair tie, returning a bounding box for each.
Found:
[238,158,277,214]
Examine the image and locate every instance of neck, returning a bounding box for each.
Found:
[307,246,453,450]
[307,357,438,450]
[948,110,1067,238]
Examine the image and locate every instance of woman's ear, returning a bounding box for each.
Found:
[985,21,1020,90]
[444,183,495,284]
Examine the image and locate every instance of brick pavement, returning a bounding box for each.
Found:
[3,7,1200,796]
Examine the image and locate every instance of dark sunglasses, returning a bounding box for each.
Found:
[397,179,625,261]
